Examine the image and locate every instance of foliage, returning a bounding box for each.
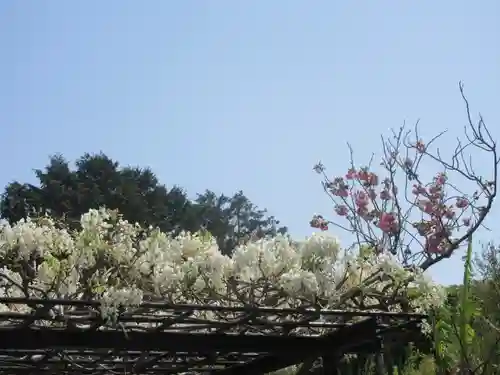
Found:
[475,242,500,329]
[0,152,286,255]
[422,240,500,374]
[194,189,287,255]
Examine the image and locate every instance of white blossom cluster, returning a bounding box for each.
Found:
[0,208,445,324]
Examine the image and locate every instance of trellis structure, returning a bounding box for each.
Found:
[0,297,427,375]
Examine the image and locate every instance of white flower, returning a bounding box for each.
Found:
[0,207,444,328]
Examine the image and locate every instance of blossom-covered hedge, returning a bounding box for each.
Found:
[0,208,445,325]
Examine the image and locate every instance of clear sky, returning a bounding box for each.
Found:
[0,1,498,285]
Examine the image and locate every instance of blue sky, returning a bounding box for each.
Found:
[0,1,498,285]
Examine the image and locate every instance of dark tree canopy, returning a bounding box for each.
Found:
[195,189,287,254]
[0,153,287,255]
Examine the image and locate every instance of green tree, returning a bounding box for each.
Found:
[195,190,287,255]
[0,153,287,255]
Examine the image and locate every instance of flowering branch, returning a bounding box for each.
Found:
[312,82,498,271]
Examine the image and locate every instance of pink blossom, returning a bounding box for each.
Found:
[435,173,447,186]
[357,170,369,182]
[425,232,445,254]
[335,205,348,216]
[366,173,379,186]
[378,212,399,234]
[429,185,442,194]
[428,185,444,200]
[416,140,425,153]
[444,208,455,219]
[412,184,427,196]
[456,197,469,209]
[315,149,476,258]
[345,168,357,180]
[425,238,440,253]
[354,191,370,208]
[380,190,391,200]
[333,188,349,198]
[356,206,369,218]
[310,215,329,231]
[357,170,379,186]
[418,200,435,215]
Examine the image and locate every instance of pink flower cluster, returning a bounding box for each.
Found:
[411,172,471,254]
[315,167,401,236]
[310,215,329,231]
[312,163,473,255]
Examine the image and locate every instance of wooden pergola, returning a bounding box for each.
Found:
[0,297,427,374]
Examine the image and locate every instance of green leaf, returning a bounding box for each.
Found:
[465,323,475,344]
[93,285,106,294]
